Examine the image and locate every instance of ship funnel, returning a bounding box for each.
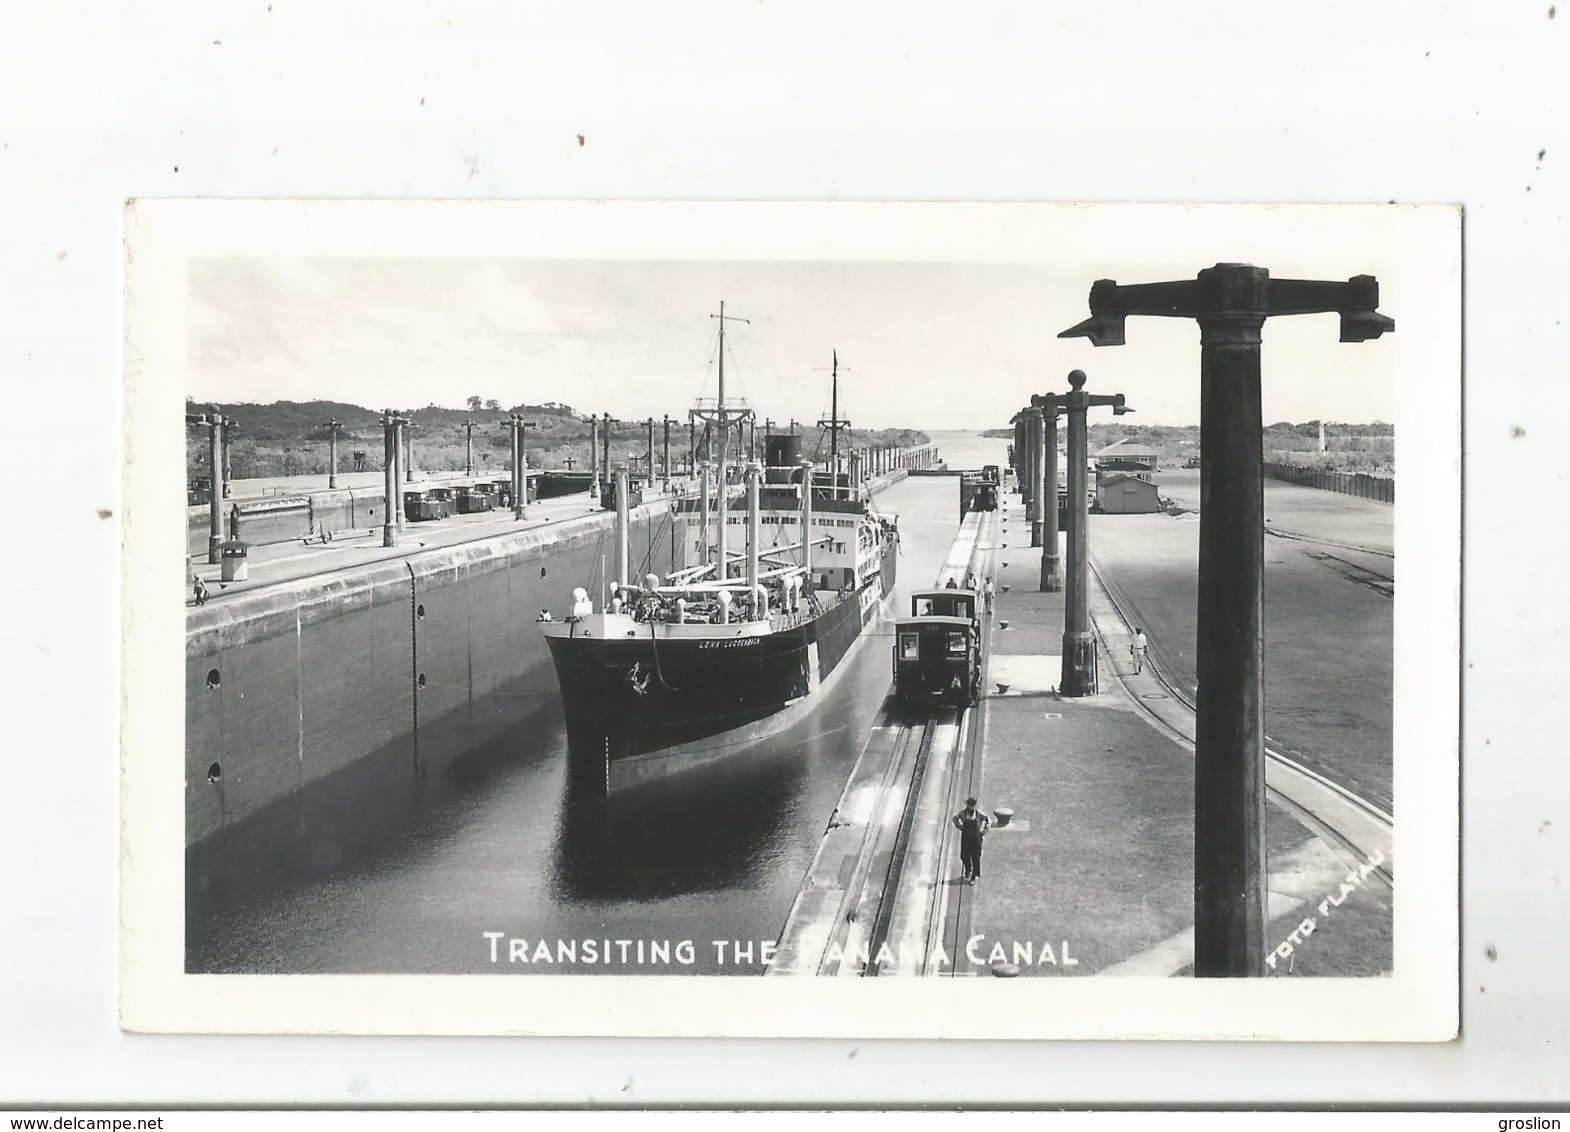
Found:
[766,433,804,469]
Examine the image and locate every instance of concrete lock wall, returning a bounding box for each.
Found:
[186,487,393,556]
[186,505,665,846]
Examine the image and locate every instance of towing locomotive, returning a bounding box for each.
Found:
[958,466,1000,519]
[892,586,983,707]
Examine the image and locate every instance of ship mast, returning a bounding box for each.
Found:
[830,350,838,494]
[697,301,752,580]
[817,350,852,500]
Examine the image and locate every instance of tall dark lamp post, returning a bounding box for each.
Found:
[322,417,343,489]
[662,414,673,491]
[1029,393,1065,593]
[1059,263,1394,978]
[1054,370,1131,700]
[380,409,406,547]
[185,408,229,563]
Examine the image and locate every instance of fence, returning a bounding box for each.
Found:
[1262,463,1394,504]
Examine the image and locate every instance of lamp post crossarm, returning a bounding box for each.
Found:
[1267,276,1395,341]
[1060,271,1393,345]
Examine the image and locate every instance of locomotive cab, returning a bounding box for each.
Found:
[894,586,983,707]
[909,588,980,624]
[893,615,982,707]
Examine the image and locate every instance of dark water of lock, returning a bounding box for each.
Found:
[185,446,1004,976]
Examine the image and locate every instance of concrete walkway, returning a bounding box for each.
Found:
[950,489,1393,978]
[188,470,912,607]
[187,488,657,601]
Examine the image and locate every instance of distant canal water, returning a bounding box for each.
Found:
[928,430,1009,476]
[186,442,1007,977]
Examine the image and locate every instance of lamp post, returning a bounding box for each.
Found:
[646,418,656,494]
[1029,394,1065,593]
[220,416,235,498]
[519,418,536,517]
[1026,411,1039,524]
[1028,408,1045,547]
[380,409,406,547]
[1008,412,1023,501]
[402,415,417,483]
[505,416,520,518]
[662,414,673,491]
[1052,371,1131,700]
[391,415,405,529]
[463,418,476,477]
[1060,262,1394,978]
[600,412,616,497]
[186,408,229,563]
[322,417,343,489]
[503,415,537,519]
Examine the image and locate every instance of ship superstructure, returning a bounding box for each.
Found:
[541,306,898,793]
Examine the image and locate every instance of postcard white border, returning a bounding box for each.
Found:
[121,200,1459,1039]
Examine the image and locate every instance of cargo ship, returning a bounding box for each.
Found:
[541,307,899,794]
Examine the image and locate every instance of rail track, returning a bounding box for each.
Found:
[771,509,1000,976]
[1263,522,1394,561]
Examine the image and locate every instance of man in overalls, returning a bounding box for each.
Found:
[953,796,991,885]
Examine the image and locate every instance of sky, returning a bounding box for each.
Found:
[188,256,1399,430]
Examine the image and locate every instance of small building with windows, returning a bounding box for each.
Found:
[1096,472,1162,514]
[1093,438,1160,482]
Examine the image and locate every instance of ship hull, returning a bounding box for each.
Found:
[545,560,896,794]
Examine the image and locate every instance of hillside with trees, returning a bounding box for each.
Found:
[983,420,1394,476]
[186,397,931,483]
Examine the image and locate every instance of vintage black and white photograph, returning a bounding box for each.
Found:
[119,201,1459,1039]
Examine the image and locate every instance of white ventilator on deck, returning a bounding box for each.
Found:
[746,461,762,597]
[716,425,729,581]
[800,458,814,586]
[614,465,631,591]
[698,461,712,569]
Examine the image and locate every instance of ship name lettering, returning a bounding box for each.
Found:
[698,638,761,649]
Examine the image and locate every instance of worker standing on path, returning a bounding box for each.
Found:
[193,575,209,606]
[1130,626,1147,675]
[953,797,991,885]
[983,577,995,615]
